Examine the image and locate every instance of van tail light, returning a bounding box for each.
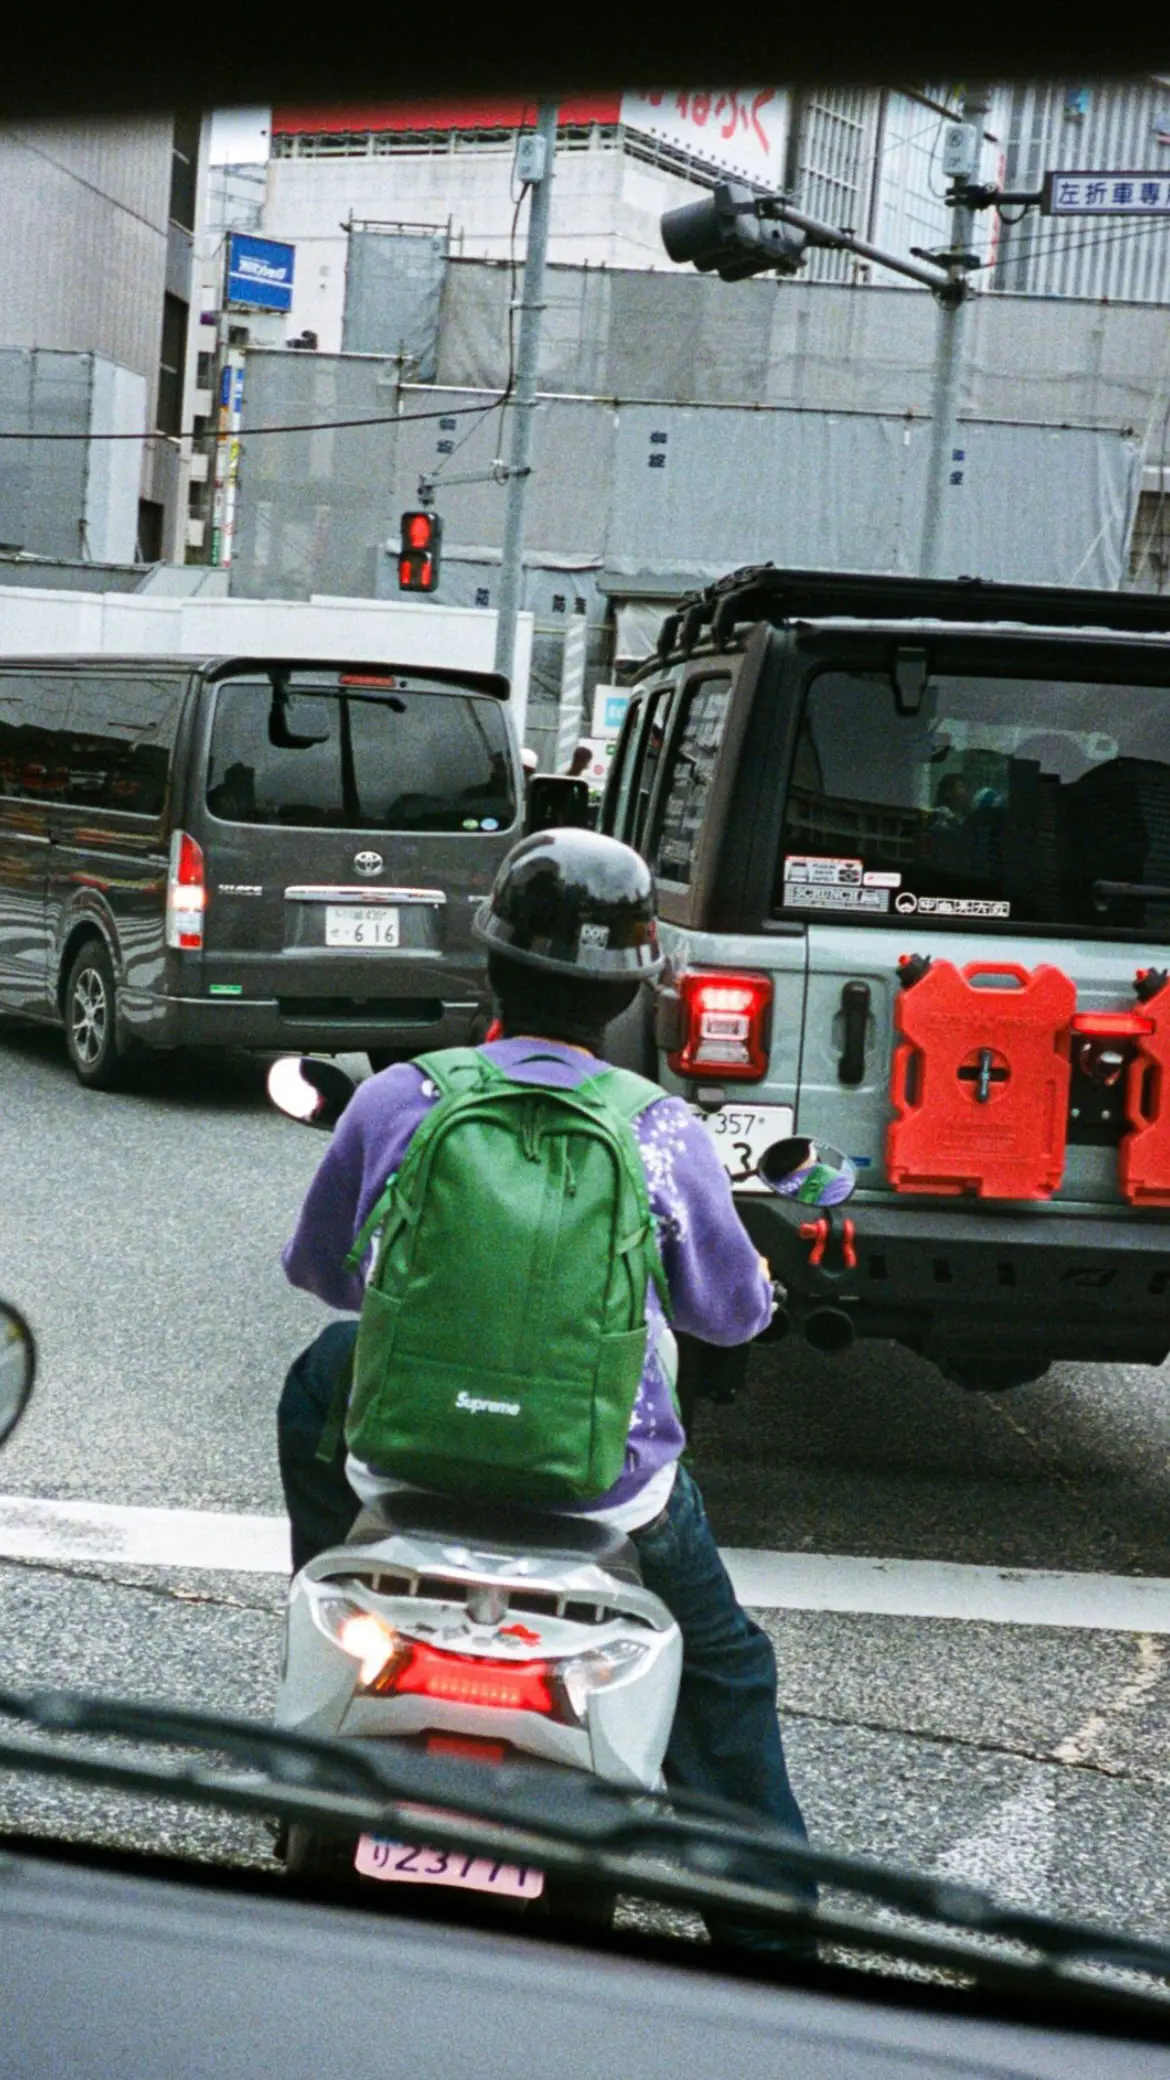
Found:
[166,830,206,950]
[668,970,773,1081]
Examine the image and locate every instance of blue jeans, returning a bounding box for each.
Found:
[277,1323,814,1952]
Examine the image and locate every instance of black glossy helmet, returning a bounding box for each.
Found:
[472,829,664,981]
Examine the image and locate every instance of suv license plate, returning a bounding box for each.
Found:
[691,1102,795,1193]
[324,905,400,948]
[354,1836,544,1898]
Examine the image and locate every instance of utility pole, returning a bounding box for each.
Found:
[918,85,991,578]
[493,101,558,683]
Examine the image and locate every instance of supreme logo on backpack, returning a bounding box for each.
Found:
[342,1047,670,1504]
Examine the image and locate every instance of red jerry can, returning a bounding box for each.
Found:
[887,960,1076,1199]
[1119,974,1170,1205]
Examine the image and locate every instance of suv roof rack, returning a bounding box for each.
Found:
[655,564,1170,662]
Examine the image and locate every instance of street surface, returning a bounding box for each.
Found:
[2,1022,1170,1954]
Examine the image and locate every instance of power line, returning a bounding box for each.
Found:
[0,125,169,239]
[2,182,532,449]
[0,396,515,444]
[427,183,526,481]
[982,210,1170,273]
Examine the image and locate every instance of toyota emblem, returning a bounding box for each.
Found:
[354,851,384,877]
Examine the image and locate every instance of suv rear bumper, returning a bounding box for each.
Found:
[738,1192,1170,1367]
[119,989,485,1057]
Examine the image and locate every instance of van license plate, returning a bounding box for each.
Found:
[354,1836,544,1898]
[324,906,400,948]
[691,1103,795,1193]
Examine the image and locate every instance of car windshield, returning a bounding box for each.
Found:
[7,57,1170,2036]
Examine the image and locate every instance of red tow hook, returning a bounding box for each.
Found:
[799,1213,858,1273]
[798,1217,830,1267]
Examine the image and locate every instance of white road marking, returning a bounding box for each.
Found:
[1051,1634,1166,1766]
[724,1548,1170,1632]
[0,1495,290,1573]
[934,1777,1057,1910]
[3,1495,1170,1631]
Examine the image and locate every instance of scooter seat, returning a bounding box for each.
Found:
[346,1488,645,1587]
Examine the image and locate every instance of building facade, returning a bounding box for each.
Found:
[0,118,205,564]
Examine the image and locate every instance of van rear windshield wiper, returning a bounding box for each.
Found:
[1,1685,1169,2019]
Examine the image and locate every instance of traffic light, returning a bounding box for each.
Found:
[661,181,806,281]
[398,509,442,592]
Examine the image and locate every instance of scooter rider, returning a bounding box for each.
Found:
[278,829,814,1951]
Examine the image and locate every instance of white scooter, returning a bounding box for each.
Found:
[267,1056,854,1918]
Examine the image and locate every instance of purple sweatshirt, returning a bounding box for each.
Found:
[282,1039,772,1516]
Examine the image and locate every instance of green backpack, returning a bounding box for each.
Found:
[340,1047,672,1504]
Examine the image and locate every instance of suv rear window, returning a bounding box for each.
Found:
[206,672,515,833]
[777,668,1170,935]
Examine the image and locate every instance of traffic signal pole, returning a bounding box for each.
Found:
[919,85,991,579]
[493,101,558,684]
[660,92,1018,583]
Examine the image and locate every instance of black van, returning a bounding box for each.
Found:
[0,656,521,1087]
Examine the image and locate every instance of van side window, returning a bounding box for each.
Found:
[63,675,185,816]
[0,675,72,800]
[650,676,734,887]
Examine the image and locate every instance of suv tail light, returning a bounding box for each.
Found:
[668,970,773,1081]
[166,830,206,950]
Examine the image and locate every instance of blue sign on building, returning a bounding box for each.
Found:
[226,233,296,313]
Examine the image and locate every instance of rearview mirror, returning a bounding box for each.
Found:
[756,1137,857,1206]
[268,1055,357,1130]
[525,775,592,833]
[0,1302,36,1448]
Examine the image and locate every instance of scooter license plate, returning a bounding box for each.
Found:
[354,1836,544,1899]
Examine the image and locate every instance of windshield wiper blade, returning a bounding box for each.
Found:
[2,1686,1169,2015]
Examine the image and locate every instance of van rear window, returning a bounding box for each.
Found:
[777,669,1170,936]
[206,674,516,834]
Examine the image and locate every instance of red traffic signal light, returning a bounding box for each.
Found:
[398,509,442,592]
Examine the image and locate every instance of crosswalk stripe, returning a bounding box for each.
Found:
[2,1495,1169,1632]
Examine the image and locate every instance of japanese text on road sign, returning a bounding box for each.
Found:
[1043,171,1170,215]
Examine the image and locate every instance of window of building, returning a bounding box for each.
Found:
[170,113,200,231]
[136,500,165,564]
[156,293,188,436]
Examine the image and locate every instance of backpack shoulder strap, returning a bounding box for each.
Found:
[342,1050,489,1274]
[414,1046,496,1098]
[579,1067,673,1318]
[583,1066,667,1125]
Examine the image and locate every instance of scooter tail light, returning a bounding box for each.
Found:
[166,829,206,951]
[667,970,773,1081]
[369,1640,558,1716]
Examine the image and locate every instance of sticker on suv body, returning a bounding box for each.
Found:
[784,854,863,886]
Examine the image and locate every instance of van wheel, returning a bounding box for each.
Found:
[64,937,126,1090]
